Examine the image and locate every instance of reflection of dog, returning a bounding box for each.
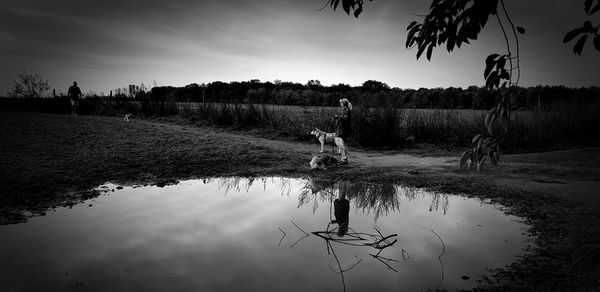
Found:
[124,113,132,122]
[311,128,341,153]
[310,155,338,170]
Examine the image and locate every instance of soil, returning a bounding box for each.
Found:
[1,109,599,291]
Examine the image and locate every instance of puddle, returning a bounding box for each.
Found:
[0,177,532,291]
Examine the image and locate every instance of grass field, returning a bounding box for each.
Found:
[1,109,599,292]
[2,97,599,153]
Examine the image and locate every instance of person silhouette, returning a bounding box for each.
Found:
[333,98,352,164]
[68,81,82,116]
[331,187,350,237]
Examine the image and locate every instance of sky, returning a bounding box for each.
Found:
[1,0,599,95]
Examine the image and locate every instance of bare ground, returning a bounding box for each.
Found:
[1,109,599,291]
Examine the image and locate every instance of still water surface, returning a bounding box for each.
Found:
[0,177,531,292]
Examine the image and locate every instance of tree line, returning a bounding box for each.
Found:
[123,80,599,110]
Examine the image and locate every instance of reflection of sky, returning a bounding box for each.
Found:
[1,0,599,94]
[0,178,531,291]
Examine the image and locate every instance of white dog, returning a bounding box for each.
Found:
[124,113,132,122]
[309,155,338,170]
[311,128,342,154]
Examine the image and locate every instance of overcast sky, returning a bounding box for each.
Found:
[1,0,598,95]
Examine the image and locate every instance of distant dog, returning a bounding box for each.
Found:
[310,155,339,170]
[124,113,132,122]
[311,128,342,154]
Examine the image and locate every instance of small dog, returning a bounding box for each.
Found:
[310,155,338,170]
[311,128,341,154]
[124,113,132,122]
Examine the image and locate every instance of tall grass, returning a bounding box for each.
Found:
[2,97,598,152]
[177,101,600,152]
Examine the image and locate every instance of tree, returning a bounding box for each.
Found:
[326,0,599,171]
[362,80,390,92]
[8,71,50,98]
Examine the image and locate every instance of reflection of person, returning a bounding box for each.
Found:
[331,190,350,236]
[68,81,82,116]
[334,98,352,164]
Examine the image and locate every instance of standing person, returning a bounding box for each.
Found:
[334,98,352,164]
[68,81,82,116]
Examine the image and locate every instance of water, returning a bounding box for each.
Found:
[0,177,531,292]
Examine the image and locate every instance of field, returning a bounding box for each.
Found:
[6,97,597,152]
[1,106,600,291]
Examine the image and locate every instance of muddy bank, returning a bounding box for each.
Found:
[1,109,599,291]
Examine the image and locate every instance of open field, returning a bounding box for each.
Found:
[1,109,599,291]
[3,97,598,153]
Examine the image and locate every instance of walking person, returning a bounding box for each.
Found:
[68,81,82,116]
[334,98,352,164]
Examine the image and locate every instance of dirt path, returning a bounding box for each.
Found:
[143,119,600,207]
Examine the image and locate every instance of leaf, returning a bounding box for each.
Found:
[485,71,500,88]
[407,21,418,31]
[484,54,499,79]
[485,54,499,67]
[342,0,351,14]
[573,34,588,55]
[447,35,456,51]
[585,0,593,14]
[426,43,434,61]
[516,26,526,34]
[331,0,340,10]
[564,27,585,43]
[472,134,483,145]
[497,56,506,70]
[477,155,486,173]
[591,3,600,15]
[416,43,428,60]
[406,26,419,48]
[459,149,472,169]
[353,6,362,17]
[485,108,497,135]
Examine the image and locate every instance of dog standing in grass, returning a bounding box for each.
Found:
[311,128,342,154]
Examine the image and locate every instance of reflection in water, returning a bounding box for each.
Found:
[298,179,450,220]
[299,179,444,291]
[0,177,531,292]
[201,177,453,291]
[213,177,452,291]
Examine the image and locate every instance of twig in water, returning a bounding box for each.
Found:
[289,233,309,249]
[328,256,363,274]
[370,253,399,273]
[278,227,286,246]
[290,220,309,236]
[421,226,446,288]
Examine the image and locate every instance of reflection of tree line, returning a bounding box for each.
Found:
[202,176,450,218]
[203,177,450,218]
[205,177,448,291]
[299,179,450,219]
[202,177,294,197]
